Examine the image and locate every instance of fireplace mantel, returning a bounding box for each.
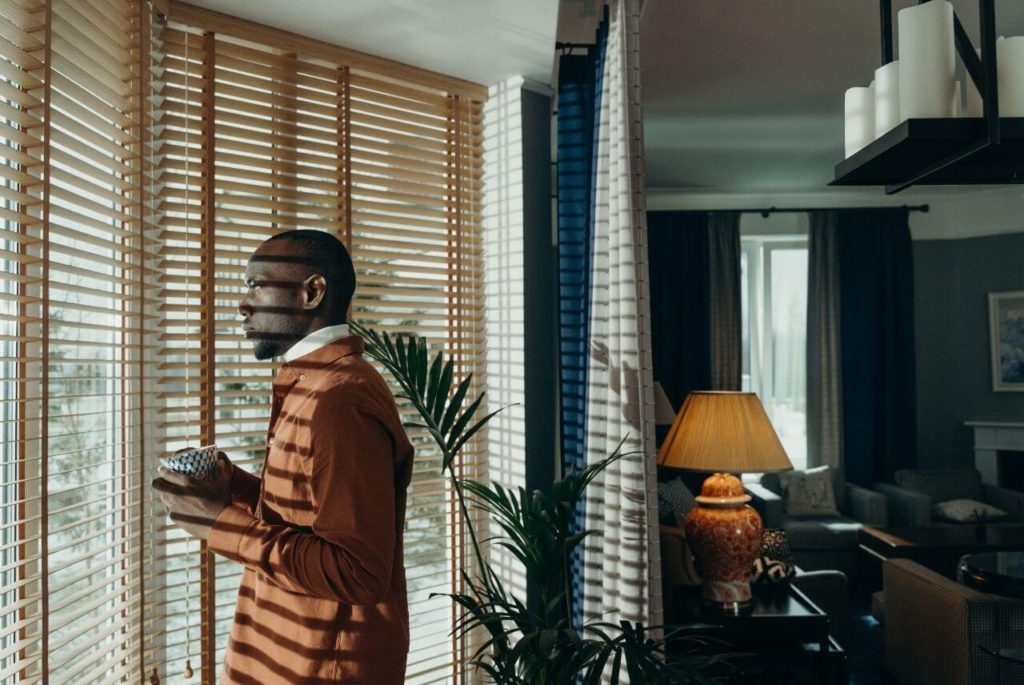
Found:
[965,421,1024,486]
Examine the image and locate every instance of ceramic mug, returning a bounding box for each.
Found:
[160,444,219,481]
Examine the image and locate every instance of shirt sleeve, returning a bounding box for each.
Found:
[207,400,397,606]
[227,459,261,516]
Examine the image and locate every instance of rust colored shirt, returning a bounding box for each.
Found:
[208,336,414,684]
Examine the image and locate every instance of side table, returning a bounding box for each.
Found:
[667,583,845,684]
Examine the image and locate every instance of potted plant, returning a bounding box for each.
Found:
[353,323,728,684]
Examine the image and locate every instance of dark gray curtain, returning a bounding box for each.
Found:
[708,212,742,390]
[807,211,845,493]
[646,210,742,409]
[836,208,917,487]
[646,211,711,411]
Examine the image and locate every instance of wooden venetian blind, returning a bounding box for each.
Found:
[156,3,486,683]
[0,0,163,683]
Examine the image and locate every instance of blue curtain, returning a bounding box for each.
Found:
[837,208,917,486]
[556,12,607,629]
[557,54,595,500]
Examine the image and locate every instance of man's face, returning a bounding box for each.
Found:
[238,243,314,360]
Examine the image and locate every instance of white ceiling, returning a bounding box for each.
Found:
[639,0,1024,192]
[185,0,559,86]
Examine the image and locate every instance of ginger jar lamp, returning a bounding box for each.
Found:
[657,391,792,614]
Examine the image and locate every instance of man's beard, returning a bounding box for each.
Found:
[251,335,298,361]
[247,321,307,360]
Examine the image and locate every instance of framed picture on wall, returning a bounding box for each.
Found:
[989,291,1024,392]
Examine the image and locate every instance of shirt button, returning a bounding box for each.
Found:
[299,374,306,381]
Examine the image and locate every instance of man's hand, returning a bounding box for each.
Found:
[153,456,232,540]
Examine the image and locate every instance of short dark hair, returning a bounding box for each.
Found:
[264,229,356,320]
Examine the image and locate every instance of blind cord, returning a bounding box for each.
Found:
[182,27,194,681]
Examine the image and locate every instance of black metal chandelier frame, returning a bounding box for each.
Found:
[832,0,1024,194]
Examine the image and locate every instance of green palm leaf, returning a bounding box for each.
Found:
[350,321,726,684]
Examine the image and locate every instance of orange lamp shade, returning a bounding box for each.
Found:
[656,391,792,474]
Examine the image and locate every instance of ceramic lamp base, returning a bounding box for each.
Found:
[682,473,764,615]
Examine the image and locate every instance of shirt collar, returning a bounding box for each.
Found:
[274,331,364,392]
[282,323,350,363]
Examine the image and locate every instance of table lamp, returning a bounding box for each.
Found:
[657,391,792,613]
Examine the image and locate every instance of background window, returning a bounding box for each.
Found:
[741,215,809,470]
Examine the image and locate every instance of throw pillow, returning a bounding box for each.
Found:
[752,528,795,584]
[657,478,696,525]
[778,465,841,518]
[931,498,1008,523]
[894,469,983,504]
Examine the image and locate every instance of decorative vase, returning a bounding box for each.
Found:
[683,473,763,614]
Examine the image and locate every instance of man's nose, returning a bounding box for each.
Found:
[238,293,252,317]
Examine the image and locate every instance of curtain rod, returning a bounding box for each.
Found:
[556,41,595,54]
[699,204,929,217]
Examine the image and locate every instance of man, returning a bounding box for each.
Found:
[153,230,414,684]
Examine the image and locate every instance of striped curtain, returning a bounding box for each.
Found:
[557,0,659,643]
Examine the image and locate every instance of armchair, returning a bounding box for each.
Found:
[747,475,887,579]
[875,468,1024,527]
[883,558,1024,685]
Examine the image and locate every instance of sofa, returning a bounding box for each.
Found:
[875,468,1024,527]
[882,558,1024,685]
[747,472,887,580]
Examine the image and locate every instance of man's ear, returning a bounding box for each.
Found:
[302,273,327,311]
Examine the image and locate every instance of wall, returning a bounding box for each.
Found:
[482,77,555,602]
[914,231,1024,469]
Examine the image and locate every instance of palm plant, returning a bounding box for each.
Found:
[352,322,727,684]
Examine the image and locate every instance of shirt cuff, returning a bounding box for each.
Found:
[207,504,257,562]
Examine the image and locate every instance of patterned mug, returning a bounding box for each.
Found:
[160,445,219,481]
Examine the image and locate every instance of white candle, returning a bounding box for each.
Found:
[899,0,956,118]
[998,36,1024,116]
[845,84,875,157]
[965,47,983,118]
[875,61,901,136]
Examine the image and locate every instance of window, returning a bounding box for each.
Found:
[741,219,809,470]
[0,0,157,681]
[0,1,485,682]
